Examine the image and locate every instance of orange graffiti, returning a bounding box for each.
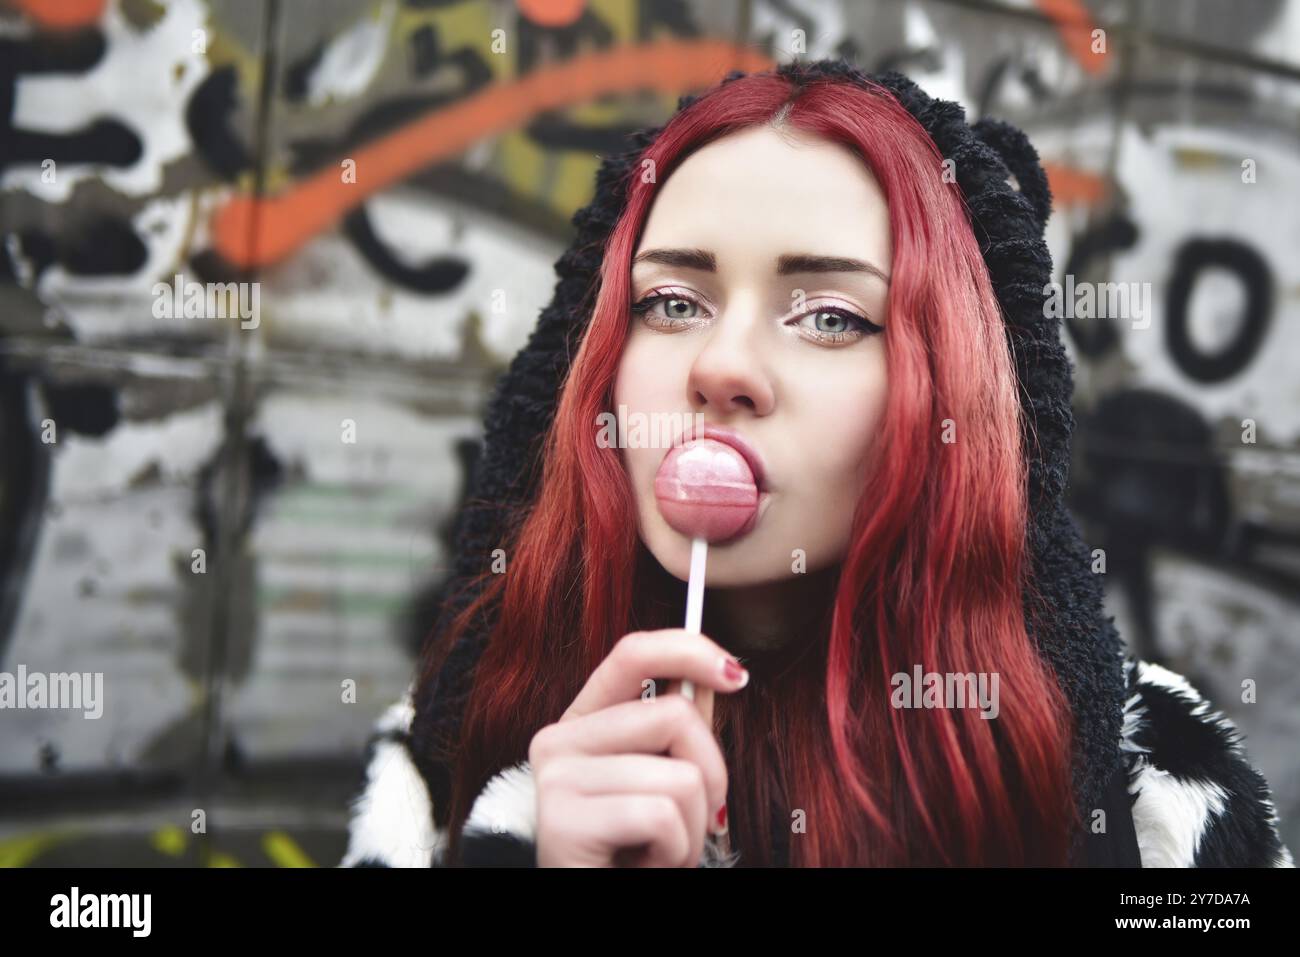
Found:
[517,0,587,29]
[1034,0,1108,75]
[212,40,773,270]
[6,0,105,29]
[1043,161,1108,208]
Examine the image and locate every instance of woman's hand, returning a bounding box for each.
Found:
[529,629,749,867]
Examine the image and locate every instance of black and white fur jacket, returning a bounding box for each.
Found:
[337,61,1294,868]
[339,654,1294,868]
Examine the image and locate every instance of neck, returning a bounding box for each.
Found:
[703,564,840,661]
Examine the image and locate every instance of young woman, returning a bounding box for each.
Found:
[341,60,1293,868]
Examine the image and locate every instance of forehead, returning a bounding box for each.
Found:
[634,125,892,273]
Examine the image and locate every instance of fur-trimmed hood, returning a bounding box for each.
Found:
[339,60,1293,868]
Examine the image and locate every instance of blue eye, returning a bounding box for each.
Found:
[631,293,704,326]
[630,292,883,345]
[794,307,883,345]
[813,310,853,333]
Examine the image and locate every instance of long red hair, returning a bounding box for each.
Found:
[420,70,1080,866]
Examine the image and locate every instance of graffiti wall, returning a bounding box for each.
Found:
[1,0,1297,865]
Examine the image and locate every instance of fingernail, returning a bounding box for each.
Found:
[721,656,749,688]
[713,804,728,835]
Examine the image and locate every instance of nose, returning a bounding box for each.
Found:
[685,305,775,416]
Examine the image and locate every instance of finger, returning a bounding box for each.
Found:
[563,629,748,720]
[666,679,715,735]
[540,753,708,862]
[533,695,728,816]
[538,793,691,867]
[665,680,721,836]
[585,794,693,867]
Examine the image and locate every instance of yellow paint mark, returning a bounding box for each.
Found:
[397,0,507,84]
[0,831,72,868]
[554,150,602,218]
[1172,147,1235,170]
[212,40,774,267]
[500,128,549,197]
[528,99,631,214]
[201,24,270,101]
[207,850,241,868]
[263,831,317,868]
[567,99,629,124]
[591,0,636,42]
[151,825,187,857]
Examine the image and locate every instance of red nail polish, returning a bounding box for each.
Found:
[722,657,748,686]
[715,804,728,832]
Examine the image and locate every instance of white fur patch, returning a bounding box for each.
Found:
[1120,658,1296,867]
[1128,762,1229,867]
[1122,661,1226,866]
[465,760,739,866]
[465,761,538,841]
[339,692,445,868]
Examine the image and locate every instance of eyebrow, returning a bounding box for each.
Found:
[631,248,891,284]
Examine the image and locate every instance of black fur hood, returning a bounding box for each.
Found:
[340,60,1293,868]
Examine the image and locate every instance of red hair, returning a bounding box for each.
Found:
[421,70,1080,866]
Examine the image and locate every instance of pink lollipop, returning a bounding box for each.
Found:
[653,436,761,704]
[654,439,759,543]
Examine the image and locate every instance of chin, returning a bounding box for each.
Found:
[642,531,695,583]
[642,529,772,587]
[638,481,792,573]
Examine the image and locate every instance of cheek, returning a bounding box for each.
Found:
[612,332,664,414]
[612,339,673,488]
[795,354,888,503]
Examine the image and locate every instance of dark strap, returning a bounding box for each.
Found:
[1082,761,1143,867]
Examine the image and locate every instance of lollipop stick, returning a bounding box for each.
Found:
[680,536,708,701]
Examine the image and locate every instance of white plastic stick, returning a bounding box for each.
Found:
[680,536,708,701]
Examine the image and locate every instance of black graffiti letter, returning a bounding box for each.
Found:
[1165,238,1272,383]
